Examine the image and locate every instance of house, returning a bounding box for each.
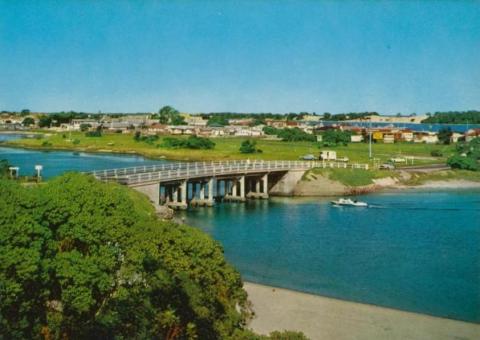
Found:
[401,130,414,142]
[383,134,395,144]
[228,118,253,126]
[414,131,439,144]
[265,119,288,128]
[350,134,364,143]
[450,132,464,143]
[465,129,480,142]
[148,123,168,134]
[320,150,337,161]
[185,116,208,127]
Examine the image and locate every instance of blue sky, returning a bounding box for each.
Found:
[1,0,479,114]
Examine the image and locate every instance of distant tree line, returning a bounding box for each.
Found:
[422,111,480,124]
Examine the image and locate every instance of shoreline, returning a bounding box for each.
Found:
[2,143,480,194]
[244,281,480,340]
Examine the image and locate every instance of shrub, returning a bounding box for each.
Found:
[161,136,215,150]
[41,140,52,147]
[85,130,102,137]
[240,140,261,153]
[321,129,351,146]
[431,150,443,157]
[447,155,478,171]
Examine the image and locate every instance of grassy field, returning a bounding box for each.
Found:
[5,131,455,164]
[306,168,398,186]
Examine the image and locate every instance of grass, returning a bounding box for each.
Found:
[5,131,455,164]
[306,168,398,186]
[403,170,480,186]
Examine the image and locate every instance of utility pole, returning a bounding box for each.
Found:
[369,121,372,159]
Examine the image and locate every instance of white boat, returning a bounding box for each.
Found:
[331,198,368,207]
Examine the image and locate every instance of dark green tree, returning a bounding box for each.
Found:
[239,140,259,153]
[22,117,35,126]
[437,127,452,145]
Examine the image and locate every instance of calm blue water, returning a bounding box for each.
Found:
[1,134,479,323]
[182,193,480,323]
[0,134,165,178]
[323,121,480,133]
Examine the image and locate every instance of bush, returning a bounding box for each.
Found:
[240,140,261,153]
[72,139,80,145]
[41,140,52,147]
[447,155,478,171]
[85,130,102,137]
[161,136,215,150]
[321,129,351,146]
[430,150,443,157]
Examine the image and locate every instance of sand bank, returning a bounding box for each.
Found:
[244,282,480,340]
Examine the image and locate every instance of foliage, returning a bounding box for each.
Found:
[207,116,230,127]
[133,132,159,145]
[321,129,351,146]
[72,139,80,145]
[157,106,185,125]
[85,128,102,137]
[22,117,35,126]
[262,127,316,142]
[41,141,52,147]
[0,159,10,177]
[0,174,251,339]
[161,136,215,150]
[430,150,443,157]
[447,155,478,171]
[239,140,261,154]
[38,116,52,128]
[421,110,480,124]
[79,123,91,132]
[437,127,452,145]
[322,112,379,121]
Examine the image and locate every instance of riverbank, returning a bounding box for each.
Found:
[294,168,480,196]
[244,282,480,340]
[3,131,453,163]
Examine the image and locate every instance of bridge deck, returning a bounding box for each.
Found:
[88,160,369,186]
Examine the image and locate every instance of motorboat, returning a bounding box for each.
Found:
[331,198,368,207]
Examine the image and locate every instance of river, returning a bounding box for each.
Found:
[1,135,479,324]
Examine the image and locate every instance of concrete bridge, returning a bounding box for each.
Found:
[89,160,368,209]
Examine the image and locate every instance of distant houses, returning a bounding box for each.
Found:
[1,111,479,145]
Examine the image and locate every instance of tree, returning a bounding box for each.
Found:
[38,116,52,128]
[20,109,30,116]
[22,117,35,126]
[79,123,91,132]
[321,129,351,146]
[0,159,10,177]
[437,127,452,145]
[239,140,260,153]
[447,155,478,171]
[158,106,182,125]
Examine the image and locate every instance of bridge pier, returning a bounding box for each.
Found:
[225,176,246,202]
[190,179,215,207]
[247,174,269,199]
[165,181,188,210]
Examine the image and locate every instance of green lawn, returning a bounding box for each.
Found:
[6,131,455,164]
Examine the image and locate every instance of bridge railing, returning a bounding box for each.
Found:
[91,160,369,185]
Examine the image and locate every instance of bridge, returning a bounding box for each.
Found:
[89,160,369,210]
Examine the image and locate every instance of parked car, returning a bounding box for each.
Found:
[300,154,316,160]
[379,163,395,170]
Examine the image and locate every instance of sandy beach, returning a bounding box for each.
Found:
[245,282,480,340]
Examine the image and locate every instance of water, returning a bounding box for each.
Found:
[0,134,165,178]
[181,193,480,323]
[322,121,480,133]
[1,134,479,323]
